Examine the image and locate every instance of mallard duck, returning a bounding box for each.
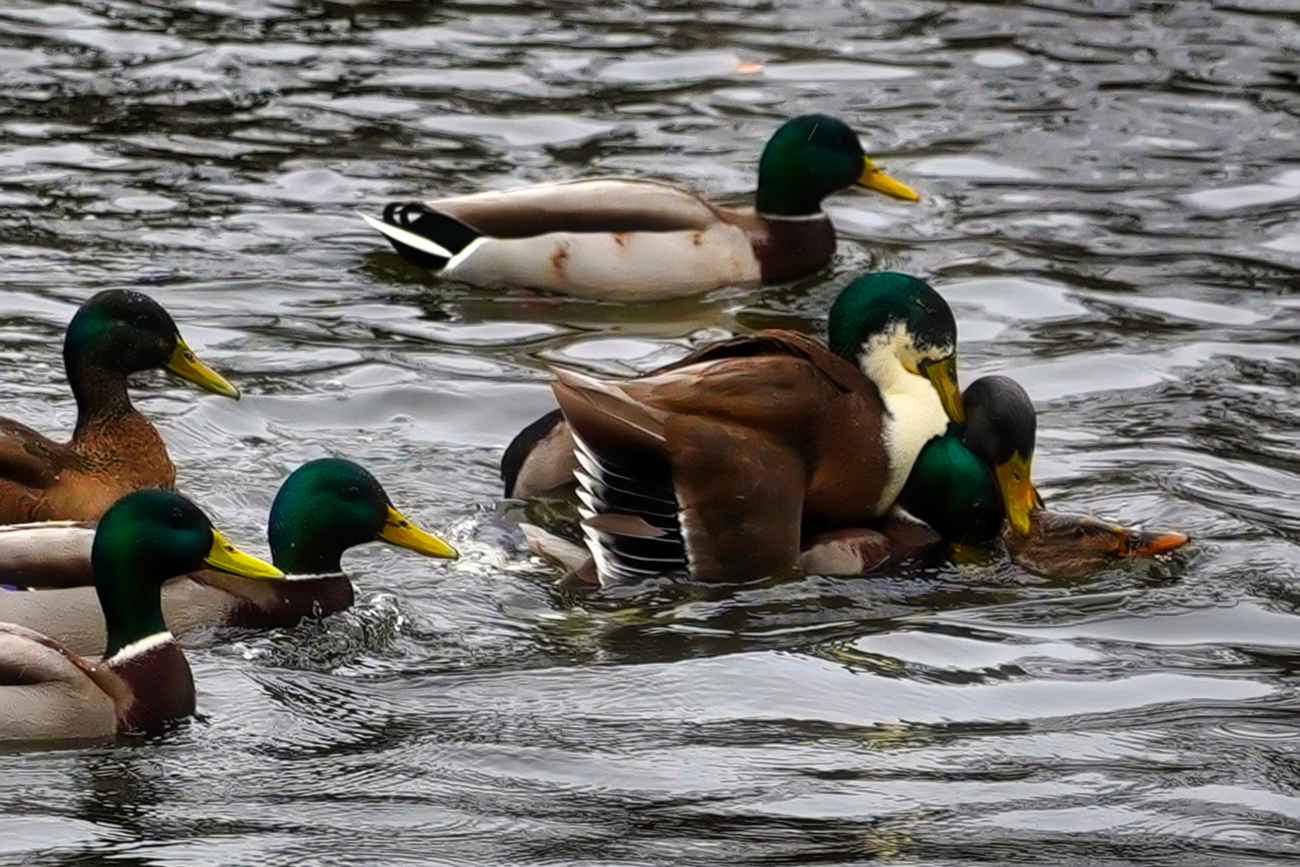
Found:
[896,375,1040,545]
[1005,509,1189,578]
[793,375,1036,575]
[537,272,962,584]
[0,290,240,525]
[0,489,281,743]
[0,458,457,658]
[361,114,919,300]
[507,369,1189,583]
[890,375,1188,577]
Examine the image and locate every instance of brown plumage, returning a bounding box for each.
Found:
[503,273,969,586]
[0,290,239,525]
[1003,509,1190,579]
[554,331,898,583]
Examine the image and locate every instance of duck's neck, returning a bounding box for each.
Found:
[68,363,135,439]
[96,554,196,731]
[750,218,836,284]
[267,518,349,575]
[755,182,826,219]
[97,561,168,659]
[859,338,949,513]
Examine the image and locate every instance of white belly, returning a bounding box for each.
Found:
[444,224,762,301]
[876,380,950,515]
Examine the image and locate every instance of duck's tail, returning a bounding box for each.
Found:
[501,409,566,499]
[359,203,481,271]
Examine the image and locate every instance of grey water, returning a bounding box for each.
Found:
[0,0,1298,864]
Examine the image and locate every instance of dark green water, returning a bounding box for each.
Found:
[1,1,1299,864]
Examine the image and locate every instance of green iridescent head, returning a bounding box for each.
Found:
[896,376,1041,546]
[962,375,1040,538]
[63,290,239,403]
[828,272,964,423]
[267,458,456,575]
[898,434,1003,545]
[94,490,280,657]
[755,114,918,216]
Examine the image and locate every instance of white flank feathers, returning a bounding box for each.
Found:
[444,225,761,301]
[571,432,620,587]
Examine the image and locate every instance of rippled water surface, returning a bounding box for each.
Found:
[1,0,1299,863]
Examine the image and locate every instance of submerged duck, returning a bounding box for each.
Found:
[530,272,963,585]
[803,375,1188,577]
[0,290,239,525]
[362,114,918,300]
[901,374,1188,573]
[797,375,1037,574]
[0,458,457,658]
[0,489,281,744]
[1005,509,1190,578]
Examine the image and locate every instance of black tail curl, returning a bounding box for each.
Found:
[380,202,480,271]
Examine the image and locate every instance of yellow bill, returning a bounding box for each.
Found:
[994,454,1041,538]
[857,157,920,202]
[205,530,284,579]
[166,339,240,399]
[378,505,458,559]
[922,355,965,424]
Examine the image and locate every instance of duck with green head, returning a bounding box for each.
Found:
[830,375,1189,577]
[0,458,457,658]
[0,489,281,743]
[502,272,963,585]
[0,290,239,525]
[796,376,1032,574]
[898,375,1040,546]
[801,375,1189,576]
[362,114,919,300]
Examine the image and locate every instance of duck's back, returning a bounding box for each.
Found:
[652,331,894,523]
[678,332,966,525]
[553,331,896,583]
[0,623,116,742]
[429,178,722,236]
[422,180,759,299]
